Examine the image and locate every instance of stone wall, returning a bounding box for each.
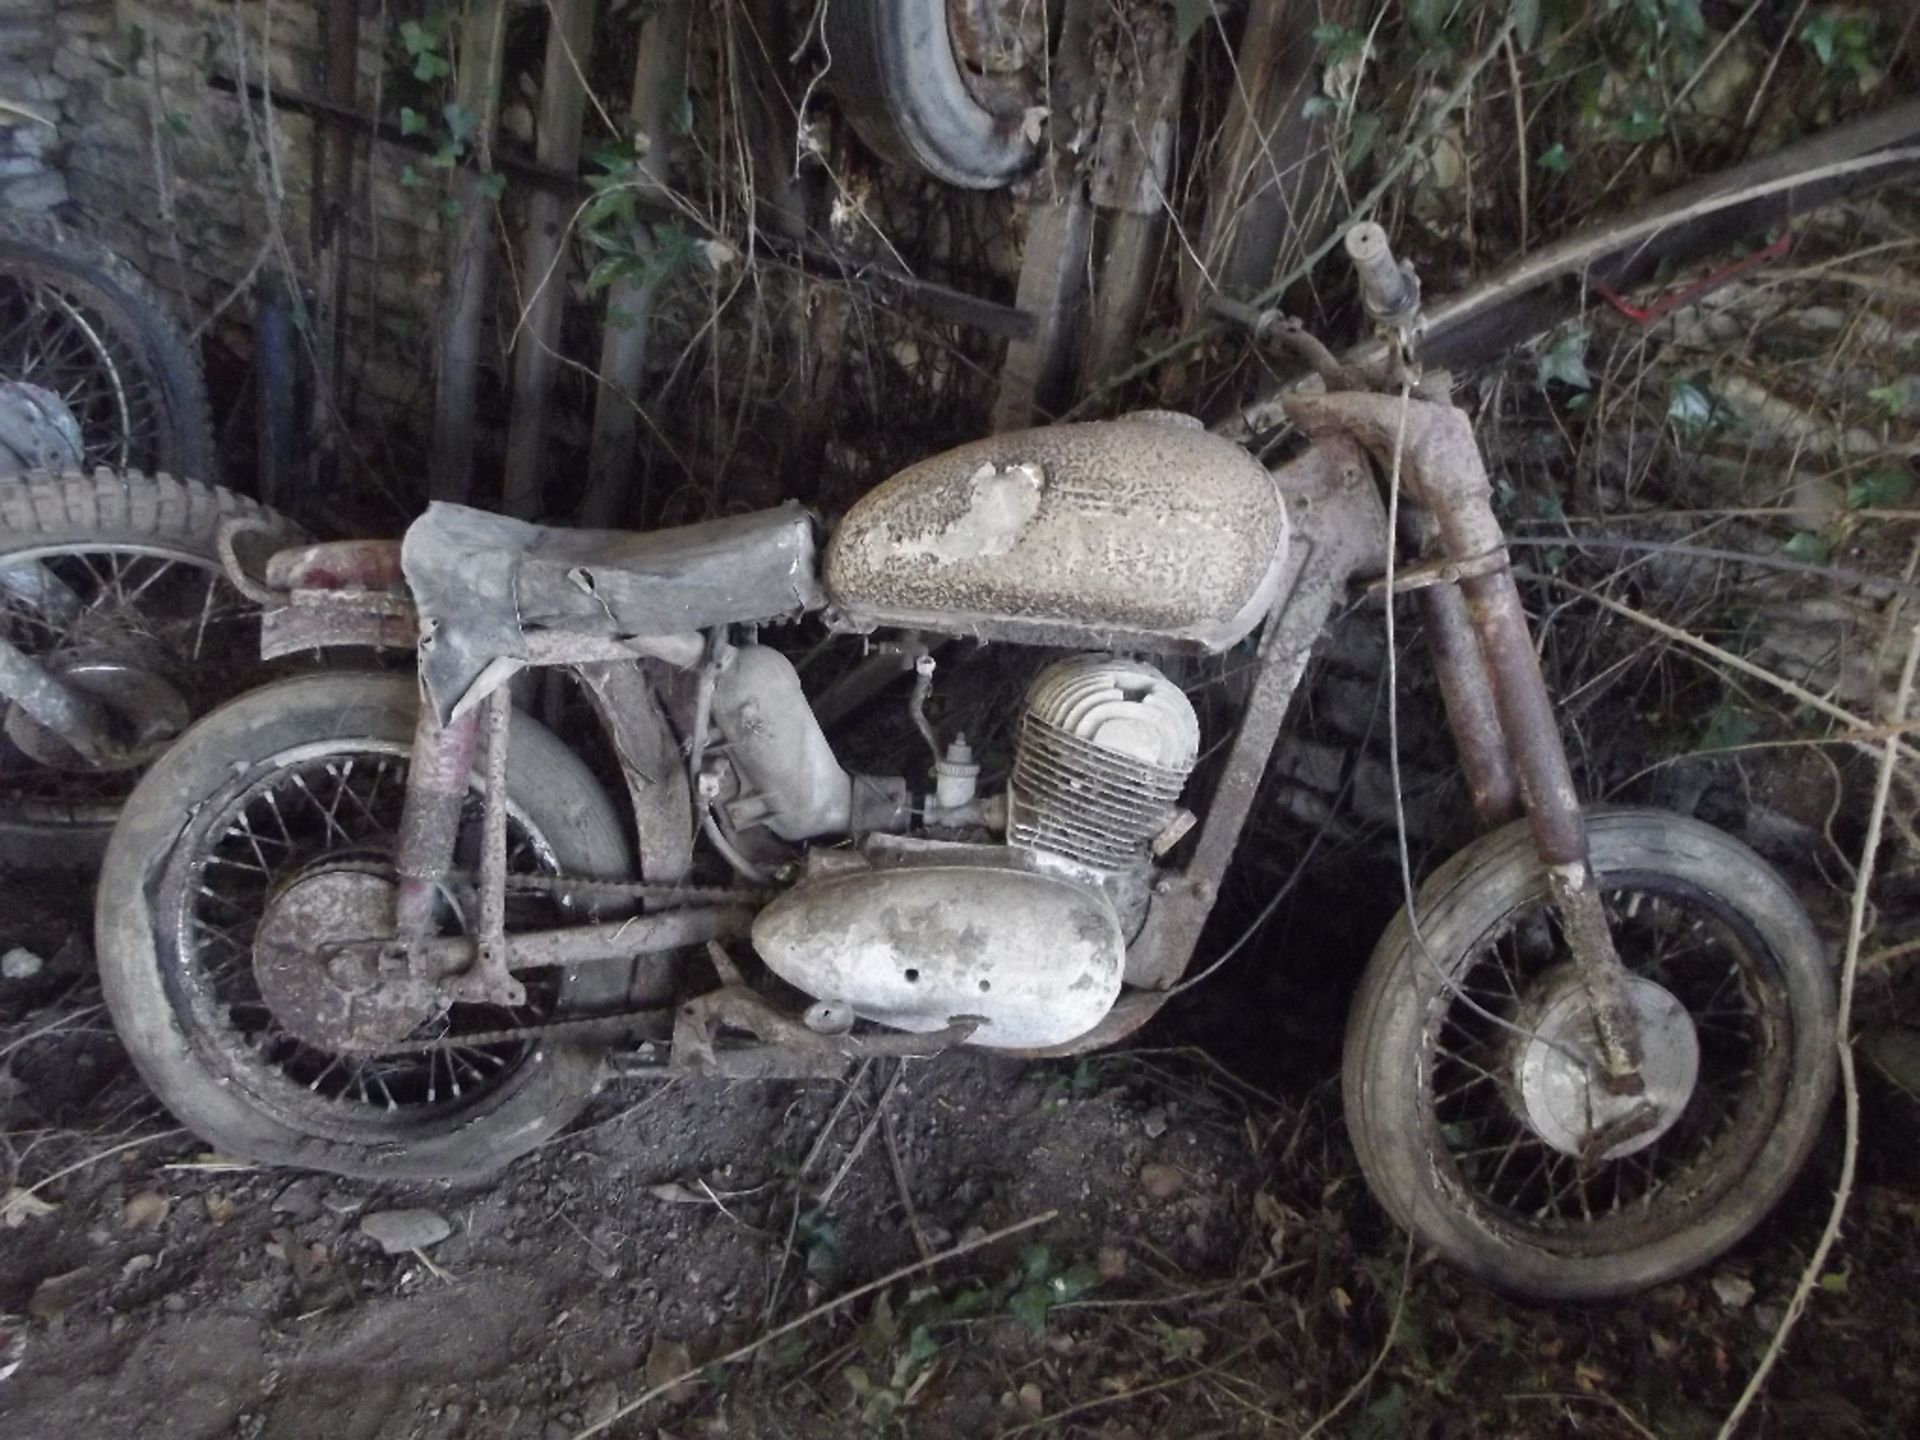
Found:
[29,1,445,441]
[1,0,71,212]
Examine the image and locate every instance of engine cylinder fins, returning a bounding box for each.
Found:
[1008,656,1199,871]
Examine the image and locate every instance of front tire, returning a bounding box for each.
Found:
[1342,808,1836,1300]
[97,672,634,1181]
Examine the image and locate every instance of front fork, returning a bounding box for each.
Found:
[1405,490,1646,1092]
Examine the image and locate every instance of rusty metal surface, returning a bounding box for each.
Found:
[1122,436,1386,990]
[264,538,405,591]
[255,866,434,1055]
[403,501,822,723]
[573,662,695,888]
[826,415,1291,652]
[391,703,480,942]
[672,984,978,1080]
[260,592,417,658]
[1404,506,1521,829]
[1286,390,1645,1079]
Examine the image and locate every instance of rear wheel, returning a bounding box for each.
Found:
[826,0,1045,189]
[0,469,298,867]
[1342,808,1836,1300]
[0,213,217,480]
[97,672,635,1181]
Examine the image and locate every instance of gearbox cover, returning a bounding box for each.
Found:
[751,858,1126,1050]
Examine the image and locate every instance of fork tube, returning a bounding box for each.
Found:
[392,703,481,941]
[1427,502,1646,1082]
[1404,508,1520,829]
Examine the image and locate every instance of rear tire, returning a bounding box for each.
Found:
[0,213,217,481]
[97,672,634,1181]
[825,0,1040,189]
[0,468,300,868]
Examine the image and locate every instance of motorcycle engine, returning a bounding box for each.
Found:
[752,655,1199,1049]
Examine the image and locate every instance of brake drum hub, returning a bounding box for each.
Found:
[252,867,437,1056]
[1512,968,1700,1160]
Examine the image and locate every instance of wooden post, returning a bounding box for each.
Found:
[991,0,1097,432]
[580,0,687,528]
[501,0,597,519]
[1184,0,1339,325]
[306,0,359,505]
[1082,5,1187,389]
[428,0,510,505]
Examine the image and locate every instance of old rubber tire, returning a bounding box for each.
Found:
[0,468,300,869]
[0,213,218,481]
[825,0,1038,189]
[96,672,634,1182]
[1342,807,1836,1300]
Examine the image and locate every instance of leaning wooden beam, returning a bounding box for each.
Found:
[580,0,687,527]
[1081,4,1187,389]
[428,0,509,505]
[1184,0,1335,325]
[502,0,598,519]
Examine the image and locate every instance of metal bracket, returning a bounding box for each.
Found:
[671,986,978,1080]
[1362,544,1509,597]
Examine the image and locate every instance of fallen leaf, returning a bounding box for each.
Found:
[646,1336,696,1401]
[204,1193,237,1227]
[1575,1362,1608,1391]
[1650,1329,1680,1360]
[122,1191,171,1230]
[1,1186,57,1227]
[647,1182,709,1206]
[1096,1246,1129,1281]
[1711,1273,1755,1311]
[1329,1285,1353,1318]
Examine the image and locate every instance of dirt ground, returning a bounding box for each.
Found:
[5,859,1920,1440]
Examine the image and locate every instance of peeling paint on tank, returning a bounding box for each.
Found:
[879,462,1044,563]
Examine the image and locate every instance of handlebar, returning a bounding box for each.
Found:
[1344,222,1421,327]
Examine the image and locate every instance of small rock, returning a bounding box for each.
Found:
[0,946,43,979]
[1141,1107,1169,1139]
[163,1293,187,1313]
[1096,1246,1129,1281]
[1017,1382,1044,1416]
[120,1253,156,1280]
[321,1189,366,1217]
[542,1422,571,1440]
[122,1191,171,1230]
[1138,1163,1185,1200]
[358,1208,452,1254]
[1711,1273,1755,1311]
[272,1179,324,1220]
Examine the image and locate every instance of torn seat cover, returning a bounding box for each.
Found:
[403,501,823,721]
[824,414,1290,653]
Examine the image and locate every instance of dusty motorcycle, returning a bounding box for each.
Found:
[94,228,1835,1300]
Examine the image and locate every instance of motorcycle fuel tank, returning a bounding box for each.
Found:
[751,853,1126,1050]
[824,414,1289,653]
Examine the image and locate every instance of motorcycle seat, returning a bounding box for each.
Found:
[402,500,824,719]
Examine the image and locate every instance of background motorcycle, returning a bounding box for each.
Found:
[92,229,1835,1301]
[0,214,298,868]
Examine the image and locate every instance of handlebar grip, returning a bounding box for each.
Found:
[1344,222,1420,325]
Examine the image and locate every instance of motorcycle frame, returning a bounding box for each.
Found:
[257,391,1644,1075]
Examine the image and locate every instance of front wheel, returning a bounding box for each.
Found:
[97,672,634,1182]
[1342,808,1836,1300]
